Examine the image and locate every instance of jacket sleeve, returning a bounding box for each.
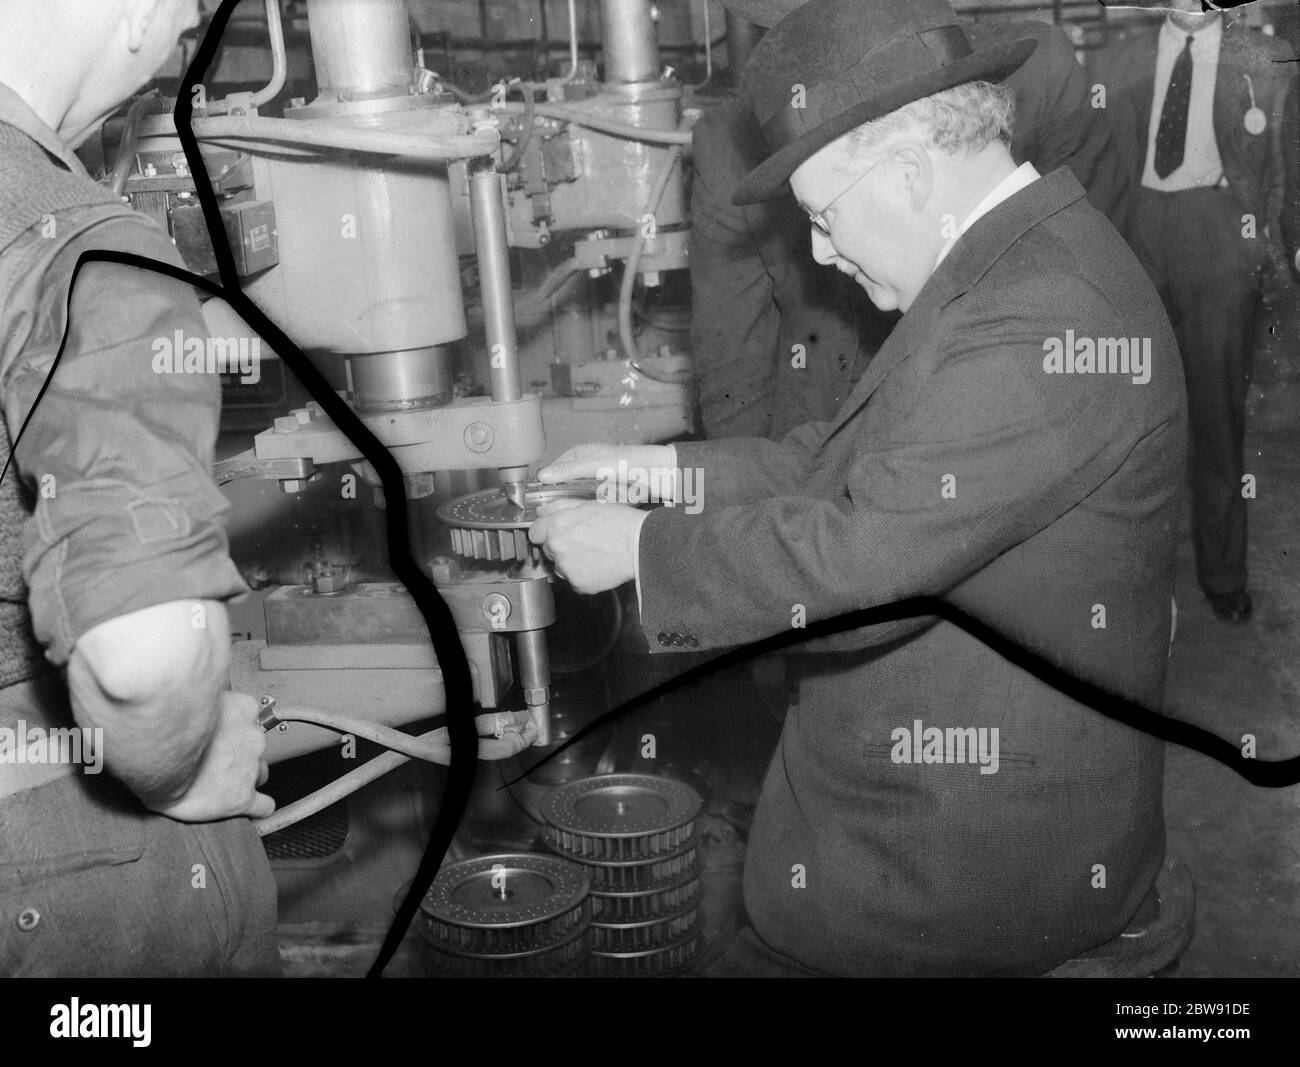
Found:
[0,215,248,665]
[636,275,1164,655]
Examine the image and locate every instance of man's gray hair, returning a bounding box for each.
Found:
[843,80,1015,159]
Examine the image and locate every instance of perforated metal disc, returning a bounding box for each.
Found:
[437,480,599,531]
[588,925,701,978]
[541,774,702,839]
[421,852,589,930]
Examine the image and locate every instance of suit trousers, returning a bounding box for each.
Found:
[1130,185,1263,596]
[0,674,281,977]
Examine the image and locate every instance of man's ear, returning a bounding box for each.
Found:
[890,140,932,212]
[123,0,167,53]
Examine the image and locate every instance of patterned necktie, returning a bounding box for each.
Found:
[1154,34,1194,178]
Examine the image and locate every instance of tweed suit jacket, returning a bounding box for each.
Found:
[1094,19,1299,265]
[637,168,1188,975]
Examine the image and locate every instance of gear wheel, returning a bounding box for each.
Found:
[412,852,592,978]
[437,481,599,564]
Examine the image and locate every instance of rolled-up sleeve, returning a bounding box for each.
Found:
[0,215,247,665]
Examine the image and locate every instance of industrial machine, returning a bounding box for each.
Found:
[104,0,705,968]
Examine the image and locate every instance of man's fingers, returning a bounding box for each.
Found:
[536,498,586,516]
[257,759,270,788]
[538,444,618,482]
[247,791,276,820]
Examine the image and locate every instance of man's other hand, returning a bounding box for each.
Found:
[528,499,648,594]
[153,691,274,823]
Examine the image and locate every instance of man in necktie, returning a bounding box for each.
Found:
[1096,2,1299,623]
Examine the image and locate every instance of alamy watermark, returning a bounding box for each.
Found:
[0,721,103,774]
[50,999,150,1047]
[595,460,704,515]
[151,330,261,384]
[890,718,999,774]
[1042,331,1151,385]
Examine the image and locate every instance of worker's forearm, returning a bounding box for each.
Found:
[65,601,230,809]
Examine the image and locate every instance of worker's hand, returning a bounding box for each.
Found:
[528,498,648,594]
[538,443,678,492]
[151,691,275,823]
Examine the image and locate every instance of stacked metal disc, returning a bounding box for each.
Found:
[413,853,591,977]
[540,774,704,977]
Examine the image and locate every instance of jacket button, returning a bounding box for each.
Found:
[838,354,848,372]
[670,633,684,645]
[16,908,40,932]
[685,635,699,647]
[657,632,670,646]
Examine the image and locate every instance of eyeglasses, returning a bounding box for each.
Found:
[798,154,890,236]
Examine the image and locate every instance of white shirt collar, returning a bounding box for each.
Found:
[934,161,1040,270]
[1160,12,1223,49]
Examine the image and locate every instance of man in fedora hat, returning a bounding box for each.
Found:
[532,0,1187,975]
[691,0,1132,442]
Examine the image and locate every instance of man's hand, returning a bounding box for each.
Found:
[538,442,679,493]
[528,498,648,594]
[153,691,274,823]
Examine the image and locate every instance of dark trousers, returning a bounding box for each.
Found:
[0,675,281,977]
[1131,185,1263,597]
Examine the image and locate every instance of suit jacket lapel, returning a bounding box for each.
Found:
[815,169,1089,450]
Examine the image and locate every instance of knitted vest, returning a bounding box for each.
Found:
[0,120,136,688]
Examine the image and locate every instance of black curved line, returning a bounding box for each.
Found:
[0,1,475,978]
[5,0,1287,981]
[506,595,1300,788]
[174,0,477,978]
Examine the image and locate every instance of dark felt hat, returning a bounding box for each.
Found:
[732,0,1037,205]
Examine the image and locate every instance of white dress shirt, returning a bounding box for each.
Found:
[1141,15,1225,191]
[934,161,1041,270]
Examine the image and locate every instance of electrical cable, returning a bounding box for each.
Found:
[500,81,536,173]
[560,0,581,82]
[256,706,540,836]
[689,0,713,91]
[108,92,162,198]
[248,0,288,108]
[514,256,582,313]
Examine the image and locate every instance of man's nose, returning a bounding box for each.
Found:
[811,227,837,265]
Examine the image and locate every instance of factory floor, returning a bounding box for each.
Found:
[1161,286,1300,978]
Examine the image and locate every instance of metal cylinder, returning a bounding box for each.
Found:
[725,11,761,73]
[306,0,414,99]
[469,164,522,404]
[348,346,453,412]
[516,628,552,747]
[600,0,661,84]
